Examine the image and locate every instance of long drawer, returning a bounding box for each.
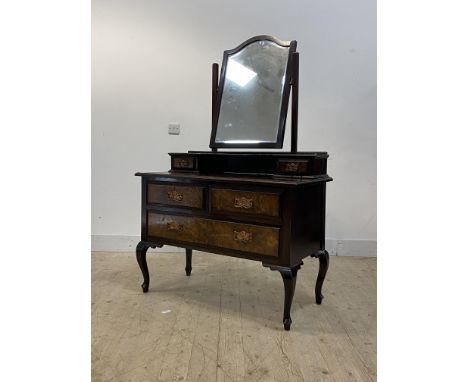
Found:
[147,212,279,257]
[147,183,204,209]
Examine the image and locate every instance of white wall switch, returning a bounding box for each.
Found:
[168,123,180,135]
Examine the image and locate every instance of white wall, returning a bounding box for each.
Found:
[92,0,376,255]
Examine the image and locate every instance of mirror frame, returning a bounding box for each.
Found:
[209,35,297,149]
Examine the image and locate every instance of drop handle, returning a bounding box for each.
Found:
[234,196,253,209]
[167,222,183,232]
[167,190,183,202]
[233,230,253,243]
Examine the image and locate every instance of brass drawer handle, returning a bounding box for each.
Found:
[284,162,299,172]
[233,230,253,243]
[167,190,183,202]
[174,158,190,168]
[234,196,253,209]
[167,222,183,232]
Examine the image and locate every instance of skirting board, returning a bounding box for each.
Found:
[91,235,377,257]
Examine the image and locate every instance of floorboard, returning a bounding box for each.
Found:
[92,252,376,382]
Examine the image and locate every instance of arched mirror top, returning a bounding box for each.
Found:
[210,35,297,149]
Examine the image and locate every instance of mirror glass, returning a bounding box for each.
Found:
[212,38,294,148]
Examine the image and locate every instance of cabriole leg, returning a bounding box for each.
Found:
[312,250,330,304]
[279,268,299,330]
[136,241,151,293]
[185,249,192,276]
[264,262,303,331]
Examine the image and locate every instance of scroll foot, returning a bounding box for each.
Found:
[283,317,292,331]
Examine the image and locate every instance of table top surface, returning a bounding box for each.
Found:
[174,151,329,158]
[135,171,332,187]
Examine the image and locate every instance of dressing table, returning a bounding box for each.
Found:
[135,35,332,330]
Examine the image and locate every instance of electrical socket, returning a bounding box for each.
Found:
[168,123,180,135]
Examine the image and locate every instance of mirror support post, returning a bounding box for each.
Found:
[291,52,299,153]
[211,63,219,152]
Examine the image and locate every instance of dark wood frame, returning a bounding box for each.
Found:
[135,173,331,330]
[209,35,298,149]
[135,35,332,331]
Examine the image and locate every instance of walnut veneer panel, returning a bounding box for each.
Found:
[210,189,280,217]
[147,184,204,209]
[148,212,279,257]
[210,219,279,257]
[148,214,199,243]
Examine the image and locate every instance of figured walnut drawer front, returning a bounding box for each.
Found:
[148,213,200,243]
[210,189,280,217]
[147,184,204,209]
[211,220,279,257]
[147,212,279,257]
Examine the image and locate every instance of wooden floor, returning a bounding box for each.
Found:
[92,251,376,382]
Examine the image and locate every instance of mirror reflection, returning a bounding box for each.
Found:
[215,40,291,145]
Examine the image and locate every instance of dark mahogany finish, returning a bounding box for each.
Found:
[312,250,330,304]
[136,168,332,329]
[135,35,332,330]
[185,249,192,276]
[136,242,150,293]
[169,151,328,177]
[264,262,303,330]
[136,241,160,293]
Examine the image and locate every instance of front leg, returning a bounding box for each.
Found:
[136,241,152,292]
[264,262,303,331]
[185,249,192,276]
[311,250,330,304]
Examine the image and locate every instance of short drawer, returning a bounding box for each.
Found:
[210,189,280,217]
[148,213,200,243]
[211,219,279,257]
[147,184,204,209]
[147,212,279,257]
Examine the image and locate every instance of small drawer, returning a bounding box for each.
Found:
[210,189,280,217]
[147,184,204,209]
[171,155,197,170]
[277,159,309,175]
